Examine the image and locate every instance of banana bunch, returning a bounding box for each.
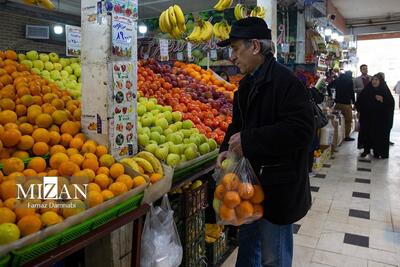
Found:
[213,21,231,41]
[214,0,233,11]
[250,6,266,18]
[159,5,186,39]
[234,4,248,20]
[120,151,164,177]
[23,0,55,10]
[187,20,214,43]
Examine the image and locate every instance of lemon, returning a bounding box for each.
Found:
[0,223,20,245]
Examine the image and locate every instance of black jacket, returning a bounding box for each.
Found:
[220,55,315,225]
[327,74,356,105]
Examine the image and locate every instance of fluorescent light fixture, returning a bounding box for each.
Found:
[53,25,63,35]
[324,28,332,36]
[332,32,339,40]
[139,25,148,34]
[338,35,344,42]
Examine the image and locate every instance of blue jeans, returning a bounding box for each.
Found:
[235,219,293,267]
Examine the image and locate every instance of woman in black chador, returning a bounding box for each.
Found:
[356,74,395,159]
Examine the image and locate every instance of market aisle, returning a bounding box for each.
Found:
[222,110,400,267]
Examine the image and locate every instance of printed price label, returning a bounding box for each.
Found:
[177,52,183,61]
[112,15,134,58]
[210,49,217,60]
[159,39,169,61]
[66,25,81,57]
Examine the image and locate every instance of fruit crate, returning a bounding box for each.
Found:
[206,228,229,266]
[0,254,10,267]
[176,210,205,245]
[10,192,144,267]
[181,235,206,267]
[170,181,208,222]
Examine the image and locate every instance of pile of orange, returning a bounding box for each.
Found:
[0,50,147,244]
[214,172,264,225]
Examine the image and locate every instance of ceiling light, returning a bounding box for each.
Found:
[139,25,147,34]
[53,25,63,35]
[324,28,332,36]
[332,32,339,40]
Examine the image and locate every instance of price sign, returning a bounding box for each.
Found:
[112,15,134,58]
[177,52,183,61]
[187,42,192,60]
[66,25,81,57]
[210,49,217,60]
[159,39,169,61]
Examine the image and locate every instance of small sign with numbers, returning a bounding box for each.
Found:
[112,15,134,58]
[159,39,169,61]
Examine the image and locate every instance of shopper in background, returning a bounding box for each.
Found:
[218,71,230,83]
[376,72,395,145]
[216,17,314,267]
[328,71,356,141]
[354,64,372,96]
[308,86,324,174]
[356,74,395,159]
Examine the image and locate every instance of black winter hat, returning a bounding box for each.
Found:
[217,17,272,47]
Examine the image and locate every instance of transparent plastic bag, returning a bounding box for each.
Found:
[141,194,183,267]
[213,153,265,226]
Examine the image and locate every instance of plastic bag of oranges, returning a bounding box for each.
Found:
[213,154,265,226]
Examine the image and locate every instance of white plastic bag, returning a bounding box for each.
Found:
[140,195,183,267]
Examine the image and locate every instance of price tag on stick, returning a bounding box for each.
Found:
[159,39,169,61]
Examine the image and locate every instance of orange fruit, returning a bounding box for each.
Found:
[49,152,69,169]
[3,157,24,175]
[109,163,124,179]
[51,99,65,110]
[94,174,110,190]
[132,176,146,187]
[1,129,21,147]
[50,145,67,155]
[221,173,240,191]
[5,50,17,60]
[66,148,79,157]
[58,161,80,177]
[17,135,34,150]
[101,190,114,201]
[51,110,68,126]
[73,108,81,121]
[96,166,109,176]
[49,124,60,133]
[47,170,58,176]
[86,191,104,208]
[219,203,236,221]
[17,214,42,236]
[22,169,38,177]
[69,154,84,167]
[60,133,73,147]
[88,183,101,192]
[116,174,133,189]
[3,198,20,210]
[60,121,80,136]
[35,113,53,128]
[27,157,47,173]
[149,173,162,183]
[15,104,27,117]
[20,94,34,107]
[250,185,264,204]
[84,153,97,161]
[83,169,96,182]
[81,158,99,172]
[32,142,49,156]
[0,207,16,223]
[108,182,128,196]
[15,206,36,220]
[95,145,108,157]
[74,133,86,142]
[99,154,115,168]
[40,200,59,214]
[19,123,34,135]
[235,201,254,220]
[41,211,62,226]
[214,184,226,200]
[223,191,241,209]
[69,137,83,150]
[12,150,29,160]
[238,183,255,200]
[32,128,50,143]
[81,142,96,154]
[49,131,60,145]
[253,204,264,218]
[0,98,15,111]
[4,123,18,131]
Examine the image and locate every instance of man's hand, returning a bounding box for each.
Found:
[229,132,243,157]
[216,151,229,168]
[375,95,383,102]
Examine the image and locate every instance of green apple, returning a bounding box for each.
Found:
[70,57,79,64]
[49,52,59,63]
[39,53,49,62]
[154,104,163,111]
[183,138,190,144]
[26,50,38,60]
[151,126,163,134]
[55,80,64,88]
[64,66,73,75]
[207,139,217,151]
[171,133,183,145]
[181,129,192,138]
[21,60,33,69]
[199,134,207,144]
[137,104,146,116]
[50,70,61,80]
[172,111,183,122]
[70,63,80,70]
[155,118,169,130]
[221,158,235,171]
[182,120,193,129]
[31,68,41,74]
[141,115,153,127]
[142,127,151,136]
[18,53,26,62]
[149,98,157,104]
[44,61,54,71]
[163,111,173,123]
[155,145,169,160]
[138,97,148,104]
[163,128,174,136]
[184,146,199,161]
[151,110,160,115]
[145,143,158,154]
[161,106,173,112]
[59,58,69,68]
[53,63,62,71]
[74,66,81,77]
[189,134,202,146]
[181,154,187,162]
[166,154,180,167]
[33,60,44,70]
[138,134,150,146]
[68,74,77,81]
[168,124,178,132]
[174,121,183,130]
[159,135,166,144]
[150,132,161,144]
[60,70,69,79]
[199,143,210,155]
[145,101,155,111]
[41,70,50,77]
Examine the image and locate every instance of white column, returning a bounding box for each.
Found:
[257,0,278,47]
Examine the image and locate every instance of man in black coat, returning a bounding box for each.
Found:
[217,18,314,267]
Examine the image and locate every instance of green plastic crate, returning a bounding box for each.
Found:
[0,254,10,267]
[11,192,143,266]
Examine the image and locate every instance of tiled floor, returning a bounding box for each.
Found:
[221,110,400,266]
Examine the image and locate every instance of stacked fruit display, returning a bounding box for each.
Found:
[18,51,82,100]
[139,59,232,144]
[212,21,231,41]
[186,19,214,43]
[159,5,186,39]
[213,0,233,11]
[135,95,218,167]
[0,50,146,244]
[234,4,248,20]
[250,6,266,18]
[120,151,165,183]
